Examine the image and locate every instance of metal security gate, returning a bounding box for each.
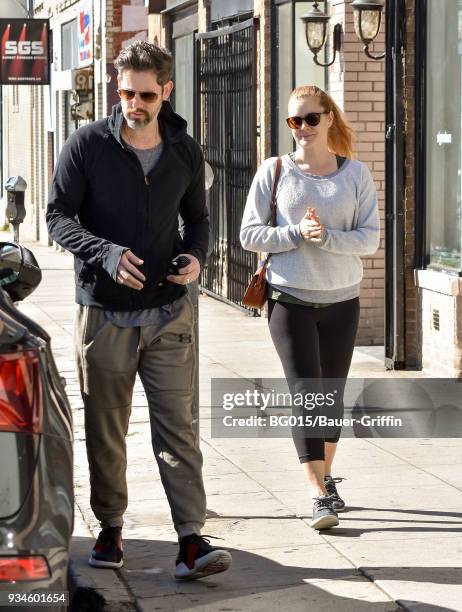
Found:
[196,18,258,310]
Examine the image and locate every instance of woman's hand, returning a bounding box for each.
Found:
[299,208,324,243]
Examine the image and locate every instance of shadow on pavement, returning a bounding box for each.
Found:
[206,506,462,538]
[69,536,460,612]
[320,505,462,537]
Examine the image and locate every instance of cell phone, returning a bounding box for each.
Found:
[167,255,190,275]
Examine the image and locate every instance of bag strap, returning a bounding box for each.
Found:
[263,157,283,268]
[270,157,283,227]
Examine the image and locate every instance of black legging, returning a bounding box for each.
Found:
[268,297,360,463]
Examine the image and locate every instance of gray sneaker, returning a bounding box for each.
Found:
[309,494,339,530]
[324,475,346,512]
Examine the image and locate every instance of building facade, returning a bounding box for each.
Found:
[1,0,151,241]
[148,0,385,345]
[2,0,462,375]
[405,0,462,376]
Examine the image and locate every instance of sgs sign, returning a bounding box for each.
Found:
[4,41,45,56]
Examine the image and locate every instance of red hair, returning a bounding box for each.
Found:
[289,85,356,158]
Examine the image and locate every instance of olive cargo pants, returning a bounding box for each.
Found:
[74,294,206,538]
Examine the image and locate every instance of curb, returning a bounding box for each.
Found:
[68,544,137,612]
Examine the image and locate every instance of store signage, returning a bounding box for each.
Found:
[0,18,50,85]
[436,131,452,147]
[72,67,93,92]
[78,1,93,67]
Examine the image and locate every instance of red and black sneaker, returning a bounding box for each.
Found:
[174,534,232,580]
[88,526,123,569]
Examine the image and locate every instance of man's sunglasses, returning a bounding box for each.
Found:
[117,89,159,103]
[286,111,330,129]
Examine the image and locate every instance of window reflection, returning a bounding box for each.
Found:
[172,33,195,136]
[427,0,462,271]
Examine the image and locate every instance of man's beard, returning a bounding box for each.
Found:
[125,108,155,129]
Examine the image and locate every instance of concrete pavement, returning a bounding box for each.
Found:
[10,238,462,612]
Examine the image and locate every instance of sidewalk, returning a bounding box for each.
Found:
[13,239,462,612]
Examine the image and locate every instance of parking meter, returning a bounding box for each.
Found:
[4,176,27,242]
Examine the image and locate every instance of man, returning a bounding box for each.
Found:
[46,41,231,580]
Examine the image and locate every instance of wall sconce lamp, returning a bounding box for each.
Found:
[300,2,342,67]
[301,0,385,65]
[351,0,385,60]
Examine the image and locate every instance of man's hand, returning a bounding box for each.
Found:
[300,207,324,243]
[166,254,200,285]
[116,250,146,290]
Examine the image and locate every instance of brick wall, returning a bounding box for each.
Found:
[403,0,420,367]
[416,271,462,377]
[106,0,149,59]
[329,0,385,346]
[423,293,456,375]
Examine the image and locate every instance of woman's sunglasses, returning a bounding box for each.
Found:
[117,89,159,103]
[286,111,330,129]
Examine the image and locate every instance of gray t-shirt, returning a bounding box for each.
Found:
[126,140,164,176]
[104,140,171,328]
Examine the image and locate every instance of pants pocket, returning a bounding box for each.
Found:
[75,308,139,408]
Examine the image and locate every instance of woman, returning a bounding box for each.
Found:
[240,85,380,530]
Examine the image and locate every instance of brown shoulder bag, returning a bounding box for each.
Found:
[242,157,283,309]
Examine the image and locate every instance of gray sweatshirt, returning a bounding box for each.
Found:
[240,154,380,303]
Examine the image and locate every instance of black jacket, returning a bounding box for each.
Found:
[46,102,209,310]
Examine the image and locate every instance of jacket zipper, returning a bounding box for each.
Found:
[144,174,151,298]
[122,145,147,309]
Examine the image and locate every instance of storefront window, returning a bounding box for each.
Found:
[169,4,198,137]
[172,33,195,136]
[61,19,79,71]
[273,0,327,156]
[426,0,462,272]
